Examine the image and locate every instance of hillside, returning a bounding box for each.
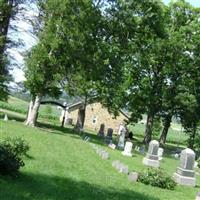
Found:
[0,120,199,200]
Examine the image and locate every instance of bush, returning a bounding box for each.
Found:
[2,137,30,156]
[0,137,30,177]
[138,168,176,190]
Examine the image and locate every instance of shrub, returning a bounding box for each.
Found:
[138,168,176,190]
[2,137,30,156]
[0,137,30,177]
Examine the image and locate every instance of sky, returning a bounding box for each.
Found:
[10,0,200,83]
[163,0,200,6]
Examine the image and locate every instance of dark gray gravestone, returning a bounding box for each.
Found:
[105,128,113,144]
[98,123,105,137]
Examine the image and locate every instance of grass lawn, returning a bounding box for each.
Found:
[129,123,188,145]
[0,96,61,120]
[0,119,200,200]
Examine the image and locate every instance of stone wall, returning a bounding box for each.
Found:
[68,102,127,133]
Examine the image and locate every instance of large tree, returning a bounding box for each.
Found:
[24,0,107,127]
[159,0,200,144]
[0,0,31,100]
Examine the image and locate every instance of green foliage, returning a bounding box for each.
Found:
[0,100,27,114]
[44,105,52,115]
[2,137,30,157]
[152,117,162,136]
[0,137,30,177]
[138,168,177,190]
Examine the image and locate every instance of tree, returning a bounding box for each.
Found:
[159,0,200,144]
[0,0,30,100]
[25,0,106,127]
[124,2,167,144]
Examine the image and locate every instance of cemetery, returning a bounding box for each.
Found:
[1,0,200,200]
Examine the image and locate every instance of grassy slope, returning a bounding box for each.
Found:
[0,120,199,200]
[0,96,61,119]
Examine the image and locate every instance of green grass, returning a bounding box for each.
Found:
[0,96,61,121]
[0,120,199,200]
[129,123,188,145]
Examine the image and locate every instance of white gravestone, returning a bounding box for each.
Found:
[143,140,160,168]
[196,192,200,200]
[118,124,124,135]
[122,142,133,157]
[158,147,164,161]
[128,172,139,182]
[173,148,196,187]
[4,114,8,121]
[108,143,116,150]
[118,126,126,150]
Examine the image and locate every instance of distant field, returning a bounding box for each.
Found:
[129,123,188,146]
[0,96,61,121]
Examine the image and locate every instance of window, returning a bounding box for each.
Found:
[92,116,97,124]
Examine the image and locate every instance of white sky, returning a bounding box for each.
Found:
[9,3,38,83]
[9,0,200,83]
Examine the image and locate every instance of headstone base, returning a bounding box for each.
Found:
[121,151,132,157]
[173,172,196,186]
[142,157,159,168]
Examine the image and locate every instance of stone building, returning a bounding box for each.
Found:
[60,101,129,134]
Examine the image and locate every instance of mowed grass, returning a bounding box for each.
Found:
[0,96,61,120]
[129,123,188,145]
[0,120,200,200]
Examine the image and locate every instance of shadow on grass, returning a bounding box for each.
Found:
[0,172,160,200]
[37,121,106,146]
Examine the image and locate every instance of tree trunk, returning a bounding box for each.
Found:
[143,113,154,144]
[61,109,66,128]
[159,114,172,144]
[75,104,86,131]
[0,0,13,55]
[25,96,35,123]
[25,94,42,127]
[188,124,196,150]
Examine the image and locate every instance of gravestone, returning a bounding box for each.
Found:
[4,114,8,121]
[108,143,116,150]
[105,128,113,144]
[118,124,124,135]
[119,164,129,174]
[158,147,164,160]
[173,148,196,186]
[142,140,159,168]
[98,123,105,137]
[139,146,145,154]
[128,172,139,182]
[118,126,126,150]
[196,192,200,200]
[112,160,120,168]
[101,151,109,160]
[122,142,133,157]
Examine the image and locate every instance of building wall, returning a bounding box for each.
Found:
[68,102,127,134]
